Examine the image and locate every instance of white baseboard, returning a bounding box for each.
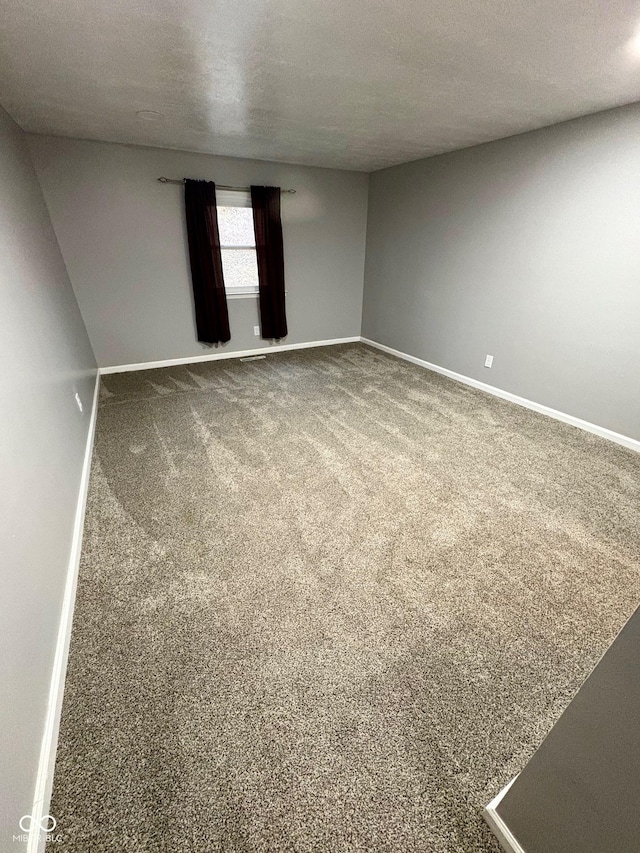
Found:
[360,338,640,453]
[484,778,527,853]
[27,371,101,853]
[99,337,361,374]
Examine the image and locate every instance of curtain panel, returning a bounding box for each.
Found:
[251,185,288,340]
[184,179,231,345]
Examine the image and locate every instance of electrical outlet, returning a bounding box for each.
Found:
[253,326,260,336]
[484,354,494,368]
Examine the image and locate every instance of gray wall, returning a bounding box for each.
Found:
[362,102,640,441]
[27,136,369,368]
[0,106,96,839]
[496,605,640,853]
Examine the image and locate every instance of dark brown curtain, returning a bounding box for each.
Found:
[251,185,288,340]
[184,179,230,345]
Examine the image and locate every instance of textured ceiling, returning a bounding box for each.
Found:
[2,0,640,171]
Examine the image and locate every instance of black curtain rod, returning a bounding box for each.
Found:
[157,177,296,194]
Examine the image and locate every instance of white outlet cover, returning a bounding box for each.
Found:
[253,326,260,336]
[484,354,494,368]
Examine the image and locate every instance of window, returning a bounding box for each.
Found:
[216,189,259,296]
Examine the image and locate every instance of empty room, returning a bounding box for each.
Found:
[2,1,639,851]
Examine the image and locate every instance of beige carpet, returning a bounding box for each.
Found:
[48,343,640,852]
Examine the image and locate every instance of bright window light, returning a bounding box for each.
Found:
[217,192,259,297]
[627,28,640,56]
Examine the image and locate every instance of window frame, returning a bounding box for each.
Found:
[216,189,259,298]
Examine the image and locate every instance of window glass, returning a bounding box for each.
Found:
[217,198,259,294]
[218,206,255,247]
[220,248,260,291]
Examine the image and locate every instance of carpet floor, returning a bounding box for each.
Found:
[48,343,640,852]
